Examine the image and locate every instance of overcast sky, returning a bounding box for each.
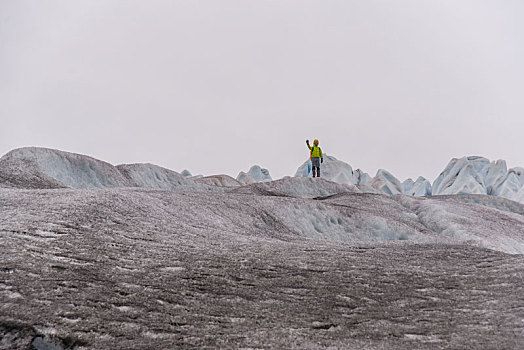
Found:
[1,0,523,181]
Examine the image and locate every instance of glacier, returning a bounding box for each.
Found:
[2,147,524,349]
[293,154,524,204]
[3,147,524,204]
[1,146,523,254]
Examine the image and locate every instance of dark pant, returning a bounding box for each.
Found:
[312,158,321,177]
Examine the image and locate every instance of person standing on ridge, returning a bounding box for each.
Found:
[306,139,323,178]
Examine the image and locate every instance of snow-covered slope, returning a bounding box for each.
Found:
[0,147,133,189]
[117,163,199,190]
[0,148,220,191]
[0,154,65,189]
[196,175,242,187]
[2,180,524,254]
[394,194,524,254]
[2,186,524,348]
[232,177,360,199]
[430,194,524,217]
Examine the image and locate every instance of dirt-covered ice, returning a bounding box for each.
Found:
[1,185,524,349]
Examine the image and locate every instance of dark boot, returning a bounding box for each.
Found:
[317,169,320,177]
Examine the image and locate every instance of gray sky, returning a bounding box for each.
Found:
[1,0,523,181]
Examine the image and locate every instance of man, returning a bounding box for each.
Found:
[306,139,323,178]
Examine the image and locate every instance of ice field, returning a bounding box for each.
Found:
[1,147,524,349]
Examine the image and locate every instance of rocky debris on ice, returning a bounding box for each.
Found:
[2,186,524,348]
[2,151,524,349]
[2,182,524,254]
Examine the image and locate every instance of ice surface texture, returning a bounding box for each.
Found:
[1,185,524,349]
[2,147,524,348]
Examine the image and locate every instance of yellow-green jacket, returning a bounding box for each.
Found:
[308,145,323,159]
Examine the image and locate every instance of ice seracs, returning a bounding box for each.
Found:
[294,154,371,185]
[430,156,524,203]
[2,147,524,204]
[368,169,404,195]
[236,165,272,184]
[486,166,524,202]
[181,170,193,177]
[294,156,430,197]
[403,177,432,196]
[353,169,372,185]
[484,160,508,194]
[292,154,524,203]
[432,156,488,195]
[248,165,272,182]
